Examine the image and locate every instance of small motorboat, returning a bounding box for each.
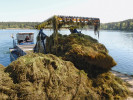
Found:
[9,32,35,62]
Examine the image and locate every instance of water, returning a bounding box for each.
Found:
[0,29,66,66]
[84,30,133,75]
[0,29,133,75]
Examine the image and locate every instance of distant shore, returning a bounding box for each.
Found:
[0,28,32,30]
[7,27,35,29]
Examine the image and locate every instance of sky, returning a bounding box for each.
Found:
[0,0,133,23]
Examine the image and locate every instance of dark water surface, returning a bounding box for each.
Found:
[0,29,133,75]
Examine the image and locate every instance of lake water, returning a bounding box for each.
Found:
[0,29,133,75]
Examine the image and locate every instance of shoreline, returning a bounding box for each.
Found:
[111,70,133,89]
[111,70,133,77]
[111,70,133,100]
[0,28,33,30]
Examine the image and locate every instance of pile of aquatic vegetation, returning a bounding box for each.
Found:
[46,33,116,76]
[0,64,16,99]
[0,33,130,99]
[0,53,130,99]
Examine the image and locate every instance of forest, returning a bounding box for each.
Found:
[0,22,39,29]
[1,19,133,31]
[101,19,133,31]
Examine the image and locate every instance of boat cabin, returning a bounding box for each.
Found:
[16,32,34,45]
[9,32,35,61]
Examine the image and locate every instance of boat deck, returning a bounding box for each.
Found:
[17,44,35,55]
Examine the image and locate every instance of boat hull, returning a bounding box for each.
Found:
[9,48,19,62]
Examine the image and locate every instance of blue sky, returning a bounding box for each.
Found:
[0,0,133,23]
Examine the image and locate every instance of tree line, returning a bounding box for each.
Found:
[0,22,40,29]
[100,19,133,31]
[1,19,133,31]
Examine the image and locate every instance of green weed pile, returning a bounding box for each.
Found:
[0,33,130,100]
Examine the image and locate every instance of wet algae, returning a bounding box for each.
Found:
[0,33,130,100]
[0,65,16,99]
[46,33,116,76]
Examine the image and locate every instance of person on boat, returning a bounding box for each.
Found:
[94,24,99,38]
[25,36,30,42]
[34,29,47,54]
[69,28,80,33]
[40,29,47,54]
[73,28,81,33]
[69,26,81,34]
